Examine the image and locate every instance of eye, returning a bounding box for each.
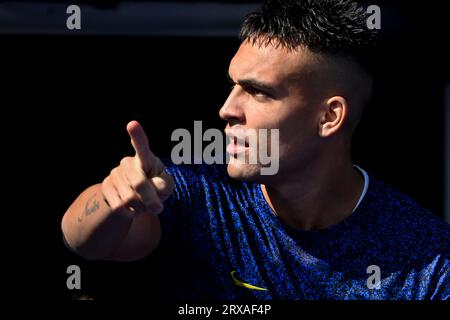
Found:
[245,86,268,98]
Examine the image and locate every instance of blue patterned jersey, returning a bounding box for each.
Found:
[159,163,450,300]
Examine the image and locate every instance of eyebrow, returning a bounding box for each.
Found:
[227,73,275,94]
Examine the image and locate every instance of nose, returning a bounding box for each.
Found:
[219,86,245,123]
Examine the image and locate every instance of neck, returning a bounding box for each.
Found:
[261,153,364,231]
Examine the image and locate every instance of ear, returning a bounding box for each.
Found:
[318,96,347,138]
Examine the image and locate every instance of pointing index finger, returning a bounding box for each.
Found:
[127,121,157,174]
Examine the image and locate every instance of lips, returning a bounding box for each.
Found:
[226,139,249,155]
[225,129,250,156]
[225,130,250,146]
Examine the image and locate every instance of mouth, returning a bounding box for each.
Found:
[226,138,250,156]
[225,129,251,156]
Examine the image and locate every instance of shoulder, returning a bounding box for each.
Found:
[362,173,450,259]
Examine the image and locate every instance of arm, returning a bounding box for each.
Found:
[61,121,174,261]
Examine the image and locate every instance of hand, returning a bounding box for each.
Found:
[101,121,174,217]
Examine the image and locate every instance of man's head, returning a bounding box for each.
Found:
[219,0,376,183]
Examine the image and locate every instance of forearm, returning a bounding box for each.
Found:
[61,184,134,260]
[61,121,173,261]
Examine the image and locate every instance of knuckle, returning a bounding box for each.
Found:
[120,156,133,167]
[102,176,115,191]
[110,167,118,177]
[102,176,110,186]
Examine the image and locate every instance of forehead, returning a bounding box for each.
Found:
[229,40,316,82]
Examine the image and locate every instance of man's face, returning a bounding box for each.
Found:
[219,40,325,183]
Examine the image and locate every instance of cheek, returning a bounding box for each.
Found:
[245,107,285,131]
[277,116,319,159]
[280,106,319,140]
[245,102,317,147]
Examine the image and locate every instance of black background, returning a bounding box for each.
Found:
[2,0,449,303]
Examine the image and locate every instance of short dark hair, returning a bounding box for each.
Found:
[240,0,378,72]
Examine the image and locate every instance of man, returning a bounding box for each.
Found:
[61,0,449,299]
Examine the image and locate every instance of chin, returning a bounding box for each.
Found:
[226,162,262,182]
